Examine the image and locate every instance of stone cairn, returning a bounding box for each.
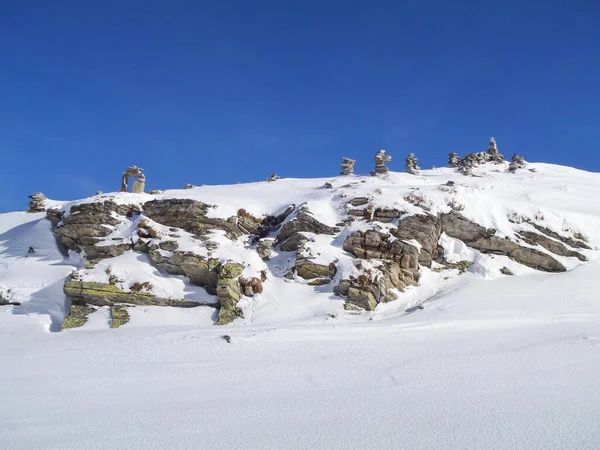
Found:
[487,137,504,163]
[120,165,145,193]
[267,173,280,182]
[340,157,356,175]
[405,153,420,175]
[459,153,477,176]
[27,192,47,213]
[371,149,391,176]
[509,154,525,173]
[448,152,461,168]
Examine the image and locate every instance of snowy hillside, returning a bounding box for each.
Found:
[1,161,600,449]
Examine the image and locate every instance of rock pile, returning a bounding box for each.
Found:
[448,152,460,168]
[487,137,504,162]
[509,154,525,172]
[340,157,356,175]
[405,153,420,175]
[27,192,47,213]
[371,149,391,176]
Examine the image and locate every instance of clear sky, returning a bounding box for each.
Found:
[1,1,599,212]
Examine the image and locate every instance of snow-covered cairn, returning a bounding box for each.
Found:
[487,137,504,163]
[340,157,356,175]
[509,154,525,172]
[448,152,460,168]
[459,153,477,176]
[371,149,391,176]
[405,153,420,175]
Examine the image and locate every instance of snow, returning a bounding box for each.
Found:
[1,162,600,448]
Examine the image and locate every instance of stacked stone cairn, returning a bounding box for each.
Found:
[27,192,47,213]
[340,157,356,175]
[405,153,421,175]
[459,153,477,176]
[448,152,461,168]
[509,154,525,173]
[120,165,146,193]
[487,137,504,163]
[371,149,392,176]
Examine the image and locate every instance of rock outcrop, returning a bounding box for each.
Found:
[277,209,339,244]
[53,201,137,260]
[216,262,245,325]
[64,280,200,307]
[440,212,566,272]
[392,214,441,267]
[143,199,262,240]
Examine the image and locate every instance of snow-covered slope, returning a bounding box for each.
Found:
[1,162,600,449]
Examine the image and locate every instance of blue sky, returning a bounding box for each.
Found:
[1,1,599,211]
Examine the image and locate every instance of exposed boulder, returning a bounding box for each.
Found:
[295,257,337,281]
[392,214,441,267]
[348,197,369,207]
[27,192,47,213]
[440,212,566,272]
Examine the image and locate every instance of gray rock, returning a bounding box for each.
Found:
[392,214,441,267]
[518,231,586,261]
[256,239,274,260]
[277,209,339,243]
[279,232,308,252]
[440,212,566,272]
[267,173,280,182]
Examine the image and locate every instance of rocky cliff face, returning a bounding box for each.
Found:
[44,165,595,329]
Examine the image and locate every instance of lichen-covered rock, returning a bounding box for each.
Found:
[216,262,245,325]
[277,209,339,243]
[167,252,220,293]
[392,214,441,267]
[111,306,130,328]
[440,212,566,272]
[61,305,95,329]
[295,257,337,280]
[63,280,199,307]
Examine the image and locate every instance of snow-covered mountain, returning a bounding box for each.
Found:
[1,161,600,449]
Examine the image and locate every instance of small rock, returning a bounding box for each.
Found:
[267,173,280,182]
